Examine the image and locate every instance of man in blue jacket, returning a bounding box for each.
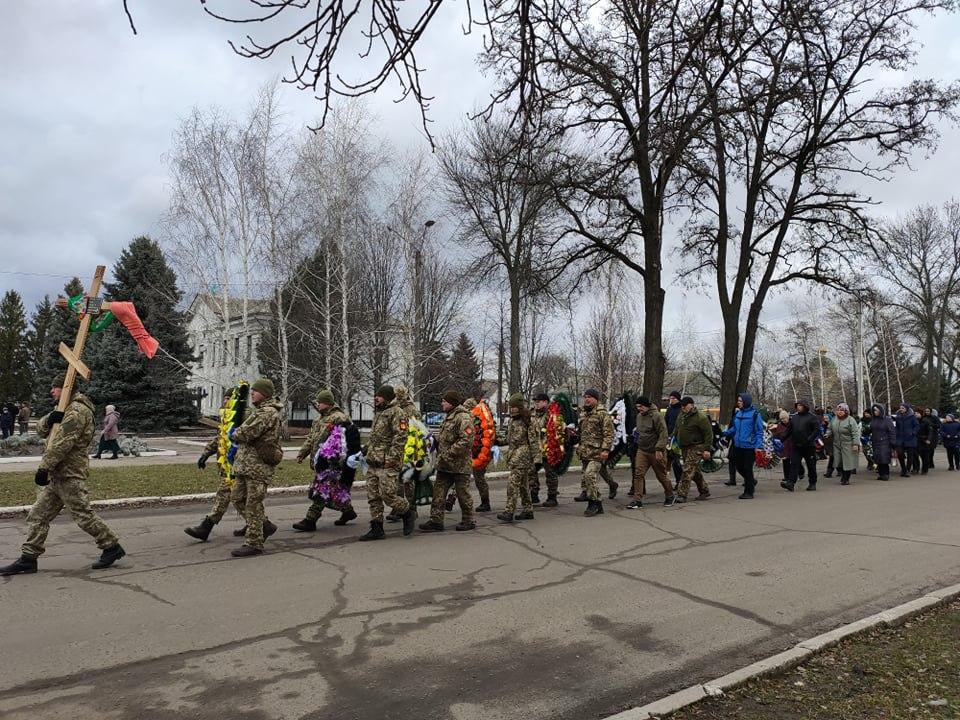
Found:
[894,403,919,477]
[664,390,683,486]
[723,393,765,499]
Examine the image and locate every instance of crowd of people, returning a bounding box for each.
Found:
[1,375,954,576]
[0,401,31,438]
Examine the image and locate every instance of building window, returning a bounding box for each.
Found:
[198,347,205,369]
[234,337,240,365]
[246,335,253,364]
[222,339,228,367]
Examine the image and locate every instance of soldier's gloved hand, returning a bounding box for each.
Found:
[197,453,211,470]
[35,468,49,486]
[296,454,306,464]
[48,411,65,425]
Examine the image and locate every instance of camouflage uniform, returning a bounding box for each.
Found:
[577,405,615,502]
[200,405,253,525]
[393,386,420,511]
[503,413,538,514]
[529,405,559,500]
[297,405,355,521]
[366,398,411,522]
[231,397,283,549]
[430,404,475,525]
[675,407,713,499]
[22,394,120,558]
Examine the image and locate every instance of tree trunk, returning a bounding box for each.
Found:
[641,258,665,402]
[718,308,741,423]
[508,275,522,393]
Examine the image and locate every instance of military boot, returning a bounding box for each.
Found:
[608,481,619,499]
[292,518,318,532]
[92,544,126,569]
[515,510,534,520]
[475,496,492,512]
[0,554,38,576]
[574,491,588,502]
[358,521,385,541]
[542,494,558,508]
[530,490,541,505]
[334,508,358,526]
[233,525,248,537]
[419,519,444,533]
[184,517,215,542]
[402,508,416,536]
[584,500,604,517]
[263,520,278,538]
[496,511,515,523]
[455,520,476,531]
[386,509,402,523]
[231,545,264,557]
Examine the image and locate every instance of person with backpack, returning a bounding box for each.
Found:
[229,378,284,558]
[722,393,765,499]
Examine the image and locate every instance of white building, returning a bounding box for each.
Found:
[184,293,272,417]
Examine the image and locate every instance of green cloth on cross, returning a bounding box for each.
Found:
[67,295,115,333]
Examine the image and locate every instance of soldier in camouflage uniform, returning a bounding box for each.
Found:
[229,378,284,557]
[446,396,494,513]
[1,376,125,575]
[529,392,560,507]
[420,391,476,532]
[576,388,615,517]
[360,385,416,540]
[674,396,713,503]
[388,385,421,523]
[183,391,278,542]
[496,393,539,523]
[292,389,360,531]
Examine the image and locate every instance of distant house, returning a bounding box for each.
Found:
[184,293,271,417]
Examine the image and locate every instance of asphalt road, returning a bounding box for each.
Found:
[1,462,959,720]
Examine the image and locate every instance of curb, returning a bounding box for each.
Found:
[0,449,179,465]
[604,582,960,719]
[0,465,601,518]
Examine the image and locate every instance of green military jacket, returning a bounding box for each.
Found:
[634,407,668,453]
[298,405,350,463]
[505,413,539,471]
[394,387,420,421]
[233,398,283,480]
[436,404,474,475]
[367,399,408,469]
[577,405,615,462]
[531,407,548,463]
[38,393,96,482]
[675,408,713,451]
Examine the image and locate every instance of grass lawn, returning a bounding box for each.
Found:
[668,599,960,719]
[0,460,313,507]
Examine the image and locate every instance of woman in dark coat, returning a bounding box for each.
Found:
[869,404,896,482]
[940,414,960,470]
[918,408,937,475]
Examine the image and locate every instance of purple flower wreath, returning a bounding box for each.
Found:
[310,425,352,509]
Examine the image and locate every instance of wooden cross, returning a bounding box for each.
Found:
[47,265,107,448]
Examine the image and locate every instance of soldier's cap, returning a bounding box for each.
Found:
[375,385,395,402]
[533,392,550,402]
[669,390,682,400]
[315,389,336,406]
[508,392,526,409]
[442,390,463,407]
[635,395,652,407]
[52,374,67,389]
[680,396,695,407]
[251,378,275,399]
[583,388,600,401]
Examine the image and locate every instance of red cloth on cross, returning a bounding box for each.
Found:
[109,302,159,359]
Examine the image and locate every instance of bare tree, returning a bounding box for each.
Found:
[870,202,960,408]
[679,0,958,421]
[439,116,566,393]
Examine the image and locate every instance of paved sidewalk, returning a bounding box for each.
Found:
[1,464,958,720]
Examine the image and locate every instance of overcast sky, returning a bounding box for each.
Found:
[2,0,959,343]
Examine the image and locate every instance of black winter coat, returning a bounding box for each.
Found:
[787,411,820,450]
[869,405,896,465]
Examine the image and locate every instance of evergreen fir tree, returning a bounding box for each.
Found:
[85,237,196,431]
[27,295,55,379]
[0,290,32,402]
[32,278,84,414]
[448,332,482,397]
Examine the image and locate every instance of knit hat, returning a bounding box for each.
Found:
[375,385,395,402]
[583,388,600,401]
[315,389,335,406]
[635,395,652,407]
[443,390,463,407]
[680,396,695,406]
[533,392,550,402]
[669,390,682,401]
[836,402,850,413]
[251,378,275,399]
[52,374,67,389]
[508,393,526,409]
